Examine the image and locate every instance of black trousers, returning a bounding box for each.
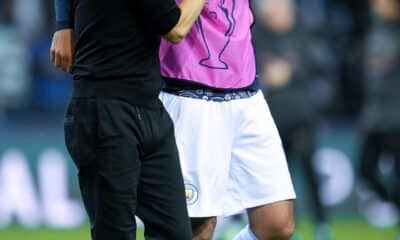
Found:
[64,98,192,240]
[279,123,327,224]
[359,131,400,209]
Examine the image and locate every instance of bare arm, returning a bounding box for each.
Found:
[164,0,206,43]
[137,0,205,44]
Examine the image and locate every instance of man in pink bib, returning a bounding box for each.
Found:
[160,0,296,239]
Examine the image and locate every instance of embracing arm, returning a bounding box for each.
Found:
[138,0,205,44]
[50,0,74,72]
[165,0,206,43]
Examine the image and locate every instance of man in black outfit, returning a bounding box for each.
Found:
[50,0,205,239]
[359,0,400,226]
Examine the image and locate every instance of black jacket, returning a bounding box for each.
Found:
[253,21,332,129]
[362,18,400,131]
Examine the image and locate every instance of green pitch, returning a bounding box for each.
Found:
[0,219,397,240]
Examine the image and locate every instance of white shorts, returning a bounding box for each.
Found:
[160,91,296,217]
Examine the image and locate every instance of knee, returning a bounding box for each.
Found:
[192,217,217,240]
[268,220,295,240]
[254,218,295,240]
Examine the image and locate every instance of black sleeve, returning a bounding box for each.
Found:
[54,0,74,30]
[137,0,181,35]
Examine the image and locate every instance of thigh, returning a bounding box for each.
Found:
[64,99,98,233]
[136,107,191,239]
[229,92,296,215]
[64,99,97,169]
[191,217,217,240]
[160,92,233,217]
[65,99,141,240]
[92,99,143,240]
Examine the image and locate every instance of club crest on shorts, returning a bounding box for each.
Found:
[185,184,199,205]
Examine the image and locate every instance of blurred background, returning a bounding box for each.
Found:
[0,0,399,239]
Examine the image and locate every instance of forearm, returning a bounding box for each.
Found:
[164,0,206,43]
[55,0,74,30]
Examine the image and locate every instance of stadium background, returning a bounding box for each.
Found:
[0,0,399,239]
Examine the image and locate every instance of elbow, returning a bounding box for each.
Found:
[169,35,184,44]
[165,27,188,44]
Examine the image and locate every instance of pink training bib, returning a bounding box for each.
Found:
[160,0,256,89]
